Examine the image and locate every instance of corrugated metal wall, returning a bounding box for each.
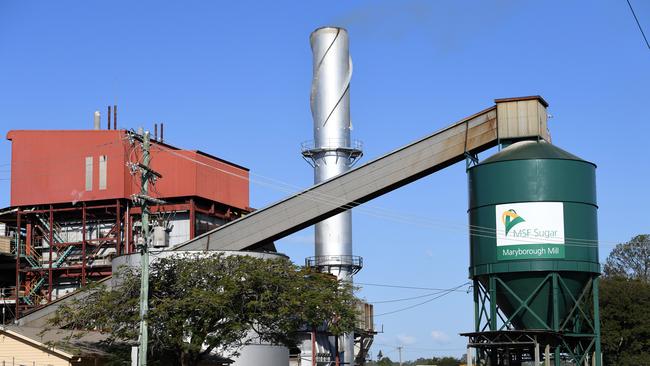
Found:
[6,130,250,210]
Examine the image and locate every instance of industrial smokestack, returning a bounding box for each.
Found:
[303,26,362,366]
[113,105,117,130]
[93,111,101,130]
[160,123,164,143]
[107,106,112,130]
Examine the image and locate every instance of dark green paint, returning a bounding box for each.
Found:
[467,140,600,330]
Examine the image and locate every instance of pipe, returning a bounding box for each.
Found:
[160,123,164,143]
[154,124,158,141]
[113,105,117,130]
[107,106,111,130]
[311,327,316,366]
[82,204,86,286]
[93,111,101,130]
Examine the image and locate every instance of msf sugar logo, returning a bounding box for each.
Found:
[501,209,525,236]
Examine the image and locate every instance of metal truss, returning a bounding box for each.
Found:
[463,274,602,366]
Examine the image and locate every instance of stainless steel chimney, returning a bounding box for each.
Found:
[93,111,101,130]
[303,26,362,366]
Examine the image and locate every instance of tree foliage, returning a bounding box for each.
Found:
[370,356,394,366]
[398,357,460,366]
[49,253,358,366]
[600,276,650,366]
[600,234,650,365]
[603,234,650,281]
[367,354,461,366]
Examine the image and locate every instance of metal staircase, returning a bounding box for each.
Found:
[20,214,77,306]
[22,252,41,269]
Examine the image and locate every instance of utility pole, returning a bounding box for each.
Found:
[129,130,164,366]
[398,345,403,366]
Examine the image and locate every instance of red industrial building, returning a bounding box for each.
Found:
[0,126,251,318]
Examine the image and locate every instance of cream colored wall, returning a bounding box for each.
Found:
[0,333,70,366]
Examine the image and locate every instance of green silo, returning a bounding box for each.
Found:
[466,140,601,366]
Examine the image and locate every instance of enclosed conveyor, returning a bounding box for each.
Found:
[174,96,550,252]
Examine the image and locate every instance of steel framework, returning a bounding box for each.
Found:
[4,196,243,319]
[462,274,602,366]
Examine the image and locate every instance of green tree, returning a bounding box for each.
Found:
[600,234,650,365]
[603,234,650,281]
[376,356,395,366]
[433,356,461,366]
[405,356,460,366]
[49,253,357,366]
[600,277,650,365]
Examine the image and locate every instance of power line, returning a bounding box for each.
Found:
[626,0,650,50]
[0,132,617,251]
[374,343,466,352]
[369,291,463,304]
[357,282,468,292]
[373,282,469,317]
[0,132,624,249]
[0,138,123,168]
[151,138,621,249]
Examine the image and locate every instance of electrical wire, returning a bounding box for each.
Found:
[148,138,596,248]
[0,134,608,250]
[373,282,469,317]
[0,138,124,169]
[626,0,650,50]
[149,139,619,249]
[369,291,461,304]
[0,137,128,190]
[374,343,466,352]
[357,282,468,292]
[0,132,624,249]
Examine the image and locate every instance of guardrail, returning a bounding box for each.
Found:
[300,138,363,153]
[305,255,363,273]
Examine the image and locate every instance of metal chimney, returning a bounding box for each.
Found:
[303,26,362,366]
[93,111,101,130]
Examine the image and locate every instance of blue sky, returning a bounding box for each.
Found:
[1,0,649,361]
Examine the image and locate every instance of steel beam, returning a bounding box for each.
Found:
[48,205,53,302]
[14,210,21,318]
[116,200,121,256]
[189,198,196,239]
[82,203,86,286]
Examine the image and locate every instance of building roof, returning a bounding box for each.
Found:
[479,140,587,165]
[3,325,236,364]
[5,130,249,172]
[1,325,111,359]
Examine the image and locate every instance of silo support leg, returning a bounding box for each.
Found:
[489,276,497,331]
[474,279,480,332]
[592,277,602,366]
[552,273,560,331]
